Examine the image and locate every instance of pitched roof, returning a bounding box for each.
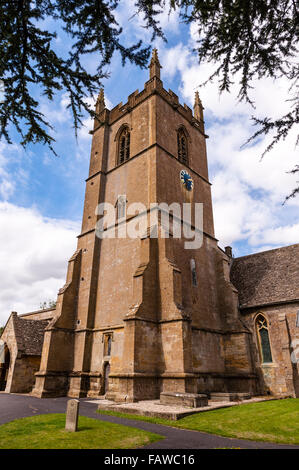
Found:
[12,315,49,355]
[230,243,299,309]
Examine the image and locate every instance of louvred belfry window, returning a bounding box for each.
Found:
[118,127,130,164]
[177,128,188,164]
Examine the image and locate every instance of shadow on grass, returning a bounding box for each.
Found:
[74,426,93,432]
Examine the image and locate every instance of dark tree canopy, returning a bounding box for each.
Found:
[0,1,298,193]
[0,0,151,154]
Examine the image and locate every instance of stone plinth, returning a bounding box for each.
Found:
[160,392,208,408]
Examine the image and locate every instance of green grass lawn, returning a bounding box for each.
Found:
[0,413,163,449]
[98,398,299,445]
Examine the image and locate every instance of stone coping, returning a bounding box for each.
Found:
[160,392,207,398]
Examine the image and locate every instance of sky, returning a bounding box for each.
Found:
[0,1,298,325]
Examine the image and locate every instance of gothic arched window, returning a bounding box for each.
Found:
[118,127,130,165]
[256,314,273,363]
[177,128,188,164]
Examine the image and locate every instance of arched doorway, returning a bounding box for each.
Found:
[0,343,10,391]
[104,363,110,394]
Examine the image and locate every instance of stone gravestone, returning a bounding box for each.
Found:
[65,399,79,432]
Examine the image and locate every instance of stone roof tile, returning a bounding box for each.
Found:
[230,243,299,308]
[13,316,49,356]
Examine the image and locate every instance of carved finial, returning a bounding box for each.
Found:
[193,91,204,122]
[194,91,201,106]
[151,48,160,64]
[149,48,162,79]
[95,88,105,114]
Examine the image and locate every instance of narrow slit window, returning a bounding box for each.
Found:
[107,336,112,356]
[190,259,198,287]
[116,195,127,220]
[103,334,112,357]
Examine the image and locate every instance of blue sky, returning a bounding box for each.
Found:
[0,1,298,323]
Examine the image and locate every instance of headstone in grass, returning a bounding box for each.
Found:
[65,399,79,432]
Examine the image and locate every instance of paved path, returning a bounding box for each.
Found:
[0,393,297,449]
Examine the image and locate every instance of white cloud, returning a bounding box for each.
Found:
[249,223,299,248]
[0,177,14,200]
[39,93,71,125]
[0,202,79,326]
[160,43,189,79]
[162,42,292,121]
[209,121,299,252]
[187,22,294,119]
[153,2,180,34]
[0,142,27,201]
[114,0,180,49]
[208,122,299,203]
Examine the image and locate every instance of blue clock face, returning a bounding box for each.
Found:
[180,170,193,191]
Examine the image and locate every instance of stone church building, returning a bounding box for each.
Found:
[1,50,298,402]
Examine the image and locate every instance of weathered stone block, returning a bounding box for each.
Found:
[65,399,79,432]
[209,392,251,402]
[160,392,208,408]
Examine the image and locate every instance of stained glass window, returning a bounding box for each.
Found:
[256,315,273,363]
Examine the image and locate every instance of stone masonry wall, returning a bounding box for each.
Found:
[242,303,299,396]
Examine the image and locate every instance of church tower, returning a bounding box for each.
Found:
[32,50,258,401]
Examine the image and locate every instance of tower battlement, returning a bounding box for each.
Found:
[93,51,206,136]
